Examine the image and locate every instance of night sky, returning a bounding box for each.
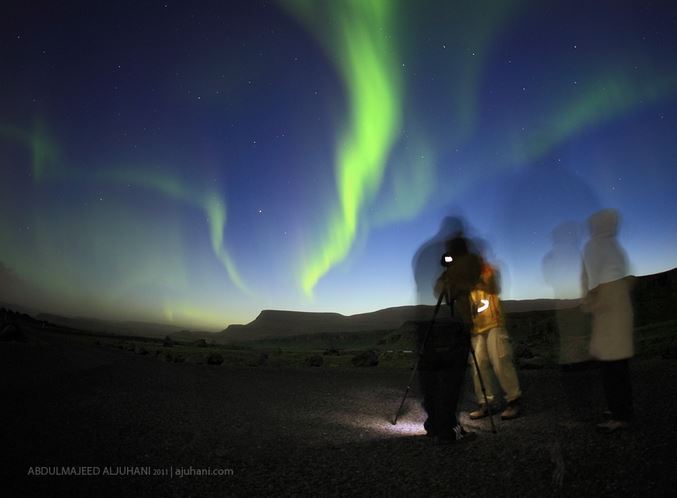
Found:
[2,0,676,330]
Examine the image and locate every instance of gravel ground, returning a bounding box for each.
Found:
[1,327,676,497]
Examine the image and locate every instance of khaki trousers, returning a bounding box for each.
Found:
[470,327,521,404]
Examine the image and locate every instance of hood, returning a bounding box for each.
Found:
[552,221,580,245]
[588,209,619,238]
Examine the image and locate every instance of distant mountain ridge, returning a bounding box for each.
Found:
[4,267,675,344]
[215,267,677,344]
[215,300,583,344]
[33,313,184,339]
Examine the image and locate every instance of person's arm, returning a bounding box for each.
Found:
[581,264,589,298]
[580,263,595,312]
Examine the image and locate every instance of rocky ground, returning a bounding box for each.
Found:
[1,325,676,497]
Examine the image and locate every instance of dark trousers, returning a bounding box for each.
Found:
[560,360,596,421]
[418,331,470,437]
[600,359,633,422]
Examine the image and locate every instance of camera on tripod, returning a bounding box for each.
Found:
[440,253,454,267]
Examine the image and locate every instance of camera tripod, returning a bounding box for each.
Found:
[391,290,497,434]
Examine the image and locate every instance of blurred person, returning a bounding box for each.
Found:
[416,228,482,444]
[581,209,634,433]
[412,217,465,306]
[542,222,594,423]
[467,258,522,420]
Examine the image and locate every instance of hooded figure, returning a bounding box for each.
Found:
[581,209,634,432]
[582,209,633,361]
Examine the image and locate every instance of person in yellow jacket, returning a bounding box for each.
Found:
[468,261,522,420]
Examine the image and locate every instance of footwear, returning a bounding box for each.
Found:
[596,419,630,434]
[469,404,490,420]
[436,425,477,445]
[501,398,521,420]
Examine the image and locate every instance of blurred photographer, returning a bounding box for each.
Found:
[417,232,482,444]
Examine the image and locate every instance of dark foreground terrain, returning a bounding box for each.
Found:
[1,326,676,497]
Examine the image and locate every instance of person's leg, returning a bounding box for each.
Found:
[602,359,633,422]
[470,333,495,405]
[616,359,634,422]
[435,367,458,435]
[418,350,439,435]
[486,327,522,403]
[560,361,596,422]
[436,331,474,442]
[597,359,633,432]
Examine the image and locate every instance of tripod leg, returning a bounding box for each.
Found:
[391,369,416,425]
[391,292,444,425]
[469,341,497,433]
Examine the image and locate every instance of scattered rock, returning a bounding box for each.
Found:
[351,350,379,367]
[173,353,186,363]
[0,324,27,342]
[305,355,324,367]
[164,352,174,362]
[207,353,224,365]
[323,348,341,356]
[125,342,136,352]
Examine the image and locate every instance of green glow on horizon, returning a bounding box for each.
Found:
[105,168,250,295]
[284,0,403,296]
[0,121,251,327]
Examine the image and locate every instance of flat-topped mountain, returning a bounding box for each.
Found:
[217,306,427,343]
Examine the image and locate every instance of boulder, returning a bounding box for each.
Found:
[351,350,379,367]
[305,355,324,367]
[0,324,27,342]
[323,348,341,356]
[192,339,208,348]
[207,353,224,365]
[135,345,149,355]
[163,336,174,347]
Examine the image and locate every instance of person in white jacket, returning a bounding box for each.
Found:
[581,209,634,433]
